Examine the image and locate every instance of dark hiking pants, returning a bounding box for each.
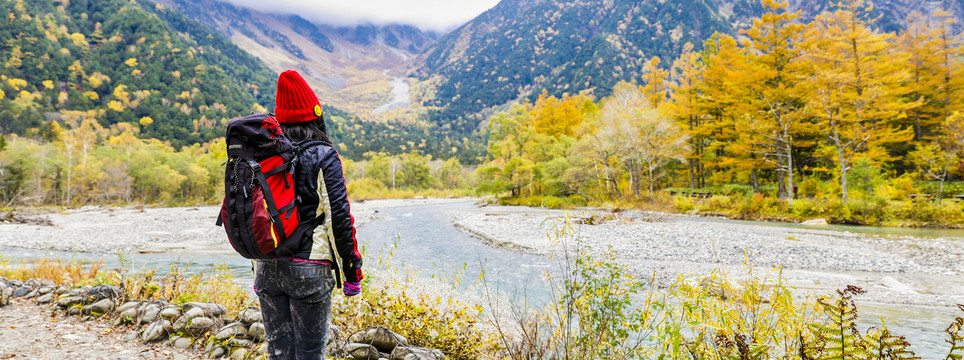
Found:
[254,259,335,360]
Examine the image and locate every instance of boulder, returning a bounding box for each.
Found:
[24,288,39,298]
[12,286,30,298]
[349,327,409,353]
[224,338,252,347]
[187,316,220,335]
[247,322,266,342]
[85,285,122,303]
[1,287,13,306]
[137,302,163,324]
[40,279,55,287]
[169,335,194,350]
[82,298,114,315]
[160,306,181,320]
[207,345,227,359]
[229,348,248,360]
[37,286,54,296]
[213,322,248,340]
[56,295,84,308]
[237,307,262,324]
[346,343,382,360]
[113,308,138,326]
[801,218,829,226]
[392,346,445,360]
[25,279,40,287]
[36,292,55,304]
[66,306,81,316]
[141,319,173,342]
[182,302,227,317]
[116,301,142,314]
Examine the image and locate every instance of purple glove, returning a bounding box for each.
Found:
[343,281,361,297]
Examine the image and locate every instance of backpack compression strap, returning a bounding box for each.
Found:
[247,158,297,259]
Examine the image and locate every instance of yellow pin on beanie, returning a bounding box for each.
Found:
[313,104,323,117]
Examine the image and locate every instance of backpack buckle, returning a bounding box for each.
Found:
[247,160,262,172]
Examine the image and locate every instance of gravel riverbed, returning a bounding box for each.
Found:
[450,204,964,308]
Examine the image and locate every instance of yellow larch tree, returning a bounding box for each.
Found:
[667,42,707,189]
[740,0,815,199]
[804,0,915,201]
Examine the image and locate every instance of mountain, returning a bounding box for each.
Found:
[411,0,732,126]
[153,0,441,117]
[0,0,276,147]
[410,0,964,131]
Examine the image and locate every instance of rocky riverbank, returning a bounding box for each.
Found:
[450,204,964,308]
[0,276,444,360]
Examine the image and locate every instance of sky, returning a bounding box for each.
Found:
[219,0,502,31]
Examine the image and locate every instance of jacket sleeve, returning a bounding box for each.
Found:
[319,148,364,282]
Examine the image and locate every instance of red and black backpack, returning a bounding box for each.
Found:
[217,113,306,259]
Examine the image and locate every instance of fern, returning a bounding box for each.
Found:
[809,286,865,360]
[864,326,919,360]
[947,304,964,360]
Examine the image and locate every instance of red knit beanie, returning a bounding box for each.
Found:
[275,70,323,124]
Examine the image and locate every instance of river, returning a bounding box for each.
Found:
[2,200,962,358]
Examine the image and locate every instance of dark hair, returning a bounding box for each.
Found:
[279,115,331,144]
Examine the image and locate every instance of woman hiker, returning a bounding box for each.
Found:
[255,70,365,360]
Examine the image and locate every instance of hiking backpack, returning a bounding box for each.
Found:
[217,113,305,259]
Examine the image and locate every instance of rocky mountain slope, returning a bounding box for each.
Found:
[154,0,440,117]
[411,0,964,129]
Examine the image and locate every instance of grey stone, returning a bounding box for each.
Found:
[229,348,248,360]
[237,307,262,324]
[182,302,227,317]
[247,322,265,342]
[57,295,84,308]
[24,288,40,298]
[68,287,88,297]
[141,319,173,342]
[86,285,122,302]
[170,335,194,349]
[115,308,137,325]
[37,286,54,295]
[256,343,267,355]
[25,279,40,287]
[40,279,55,287]
[213,322,248,340]
[160,306,181,319]
[207,345,227,359]
[82,298,114,315]
[349,327,409,353]
[116,301,142,314]
[188,316,217,332]
[36,292,55,304]
[66,306,81,316]
[347,343,381,360]
[224,338,251,347]
[54,286,69,295]
[174,308,205,332]
[392,346,445,360]
[12,286,30,298]
[138,303,162,324]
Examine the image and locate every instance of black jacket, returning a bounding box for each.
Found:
[292,141,363,284]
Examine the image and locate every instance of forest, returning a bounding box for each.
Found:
[475,0,964,226]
